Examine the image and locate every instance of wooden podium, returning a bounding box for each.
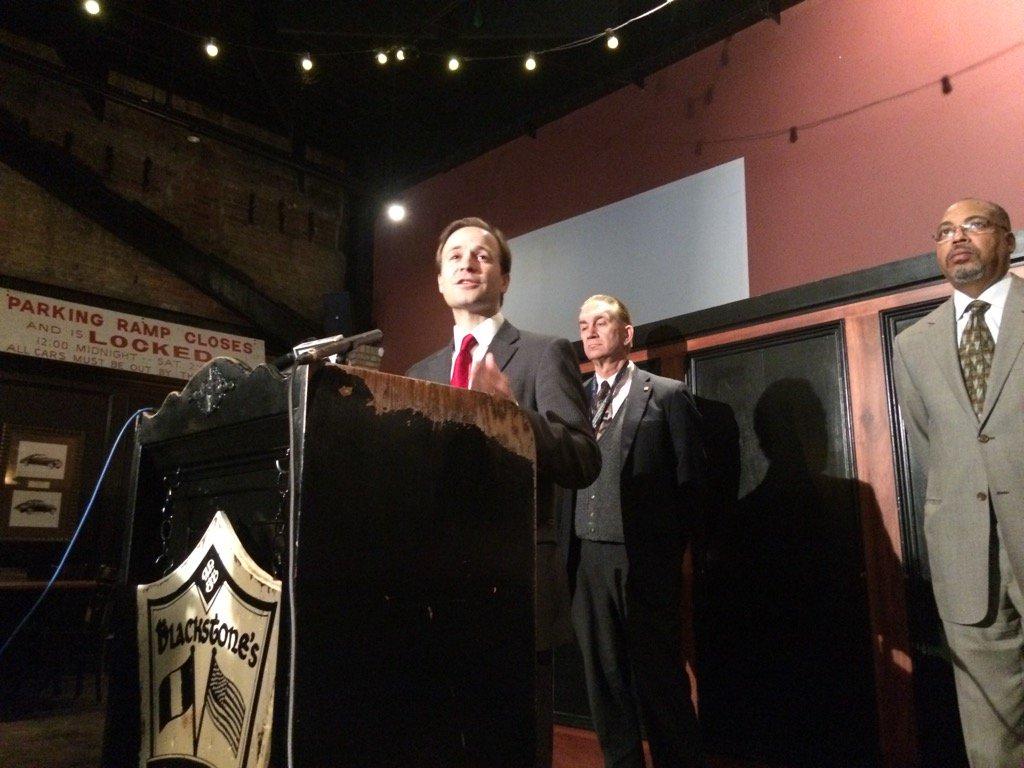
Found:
[103,358,541,767]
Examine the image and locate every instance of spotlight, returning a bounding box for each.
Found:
[605,30,619,50]
[83,0,101,15]
[205,39,220,58]
[386,203,406,222]
[395,48,406,62]
[376,51,389,65]
[448,56,461,72]
[301,54,314,72]
[524,54,537,72]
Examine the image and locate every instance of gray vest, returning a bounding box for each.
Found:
[575,399,626,542]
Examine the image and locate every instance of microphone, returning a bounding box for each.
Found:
[272,329,383,370]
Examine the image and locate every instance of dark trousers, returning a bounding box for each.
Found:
[571,540,701,768]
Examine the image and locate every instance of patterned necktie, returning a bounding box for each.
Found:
[591,381,613,439]
[450,334,477,388]
[958,300,995,417]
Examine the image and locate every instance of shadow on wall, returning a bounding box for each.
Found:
[695,378,899,767]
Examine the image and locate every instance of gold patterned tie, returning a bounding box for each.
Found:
[958,300,995,417]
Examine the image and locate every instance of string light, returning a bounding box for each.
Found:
[58,1,1019,159]
[386,203,407,222]
[100,0,1015,127]
[114,0,688,77]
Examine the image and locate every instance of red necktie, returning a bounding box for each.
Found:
[450,334,477,388]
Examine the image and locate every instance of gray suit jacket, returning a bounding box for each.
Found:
[893,273,1024,625]
[406,320,601,647]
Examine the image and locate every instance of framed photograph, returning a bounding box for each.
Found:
[10,489,62,530]
[1,424,84,541]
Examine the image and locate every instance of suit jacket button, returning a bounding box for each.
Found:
[978,434,992,443]
[977,492,988,501]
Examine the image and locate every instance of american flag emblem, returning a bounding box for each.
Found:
[201,648,247,757]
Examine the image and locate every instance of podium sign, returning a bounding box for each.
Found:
[137,512,281,768]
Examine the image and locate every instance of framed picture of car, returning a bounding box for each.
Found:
[1,424,84,541]
[9,489,62,530]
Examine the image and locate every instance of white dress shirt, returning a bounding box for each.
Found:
[593,360,634,418]
[953,274,1012,344]
[450,312,505,383]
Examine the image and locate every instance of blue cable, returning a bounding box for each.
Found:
[0,406,154,662]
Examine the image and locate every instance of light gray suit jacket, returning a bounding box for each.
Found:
[406,320,601,647]
[893,273,1024,625]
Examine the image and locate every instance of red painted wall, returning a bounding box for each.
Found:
[374,0,1024,374]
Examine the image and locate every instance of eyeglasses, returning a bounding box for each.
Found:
[933,216,1008,243]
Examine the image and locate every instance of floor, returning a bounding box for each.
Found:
[554,726,774,768]
[0,700,104,768]
[0,705,773,768]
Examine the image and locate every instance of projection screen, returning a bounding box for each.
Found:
[504,157,749,340]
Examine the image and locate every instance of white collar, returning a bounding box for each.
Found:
[453,312,504,351]
[594,359,634,389]
[953,274,1012,319]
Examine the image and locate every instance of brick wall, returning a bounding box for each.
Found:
[0,163,243,323]
[0,32,347,330]
[344,343,384,371]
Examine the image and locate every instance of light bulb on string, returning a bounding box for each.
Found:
[448,56,461,72]
[376,51,389,65]
[605,30,619,50]
[83,0,101,16]
[205,39,220,58]
[524,54,537,72]
[395,48,406,62]
[300,53,314,72]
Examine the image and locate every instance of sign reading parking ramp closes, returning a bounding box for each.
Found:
[2,288,265,380]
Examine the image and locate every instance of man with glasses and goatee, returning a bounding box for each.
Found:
[893,199,1022,766]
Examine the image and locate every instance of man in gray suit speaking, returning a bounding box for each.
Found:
[406,216,600,764]
[893,198,1021,766]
